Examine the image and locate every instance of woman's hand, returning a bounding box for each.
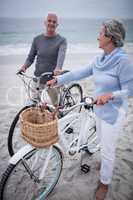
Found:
[96,93,114,105]
[53,68,62,76]
[47,77,57,87]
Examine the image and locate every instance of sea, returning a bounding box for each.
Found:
[0,17,133,56]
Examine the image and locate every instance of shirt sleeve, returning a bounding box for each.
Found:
[57,64,94,85]
[24,38,37,68]
[113,58,133,98]
[56,39,67,69]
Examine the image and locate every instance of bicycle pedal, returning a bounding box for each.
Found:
[81,146,93,156]
[65,127,73,134]
[80,164,90,173]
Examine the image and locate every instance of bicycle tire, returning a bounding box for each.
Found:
[60,83,83,113]
[8,104,35,156]
[0,146,63,200]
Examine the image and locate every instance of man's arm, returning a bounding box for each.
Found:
[19,38,37,72]
[54,39,67,75]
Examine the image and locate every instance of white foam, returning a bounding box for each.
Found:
[67,43,102,54]
[0,43,30,56]
[0,42,133,56]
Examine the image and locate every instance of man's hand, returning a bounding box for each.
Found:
[53,68,62,76]
[96,93,114,105]
[47,77,57,87]
[17,65,27,74]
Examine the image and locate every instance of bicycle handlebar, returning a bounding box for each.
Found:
[61,97,96,112]
[16,70,70,78]
[41,96,95,115]
[17,71,53,79]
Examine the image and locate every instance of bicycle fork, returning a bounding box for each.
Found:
[21,158,40,183]
[21,146,53,182]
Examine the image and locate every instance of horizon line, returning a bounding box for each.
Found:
[0,16,133,20]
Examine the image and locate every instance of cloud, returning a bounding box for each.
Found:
[0,0,133,19]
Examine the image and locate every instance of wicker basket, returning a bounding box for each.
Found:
[20,107,59,148]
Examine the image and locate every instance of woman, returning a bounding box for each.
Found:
[47,19,133,200]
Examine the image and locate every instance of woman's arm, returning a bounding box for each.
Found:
[113,58,133,99]
[57,64,93,85]
[96,58,133,105]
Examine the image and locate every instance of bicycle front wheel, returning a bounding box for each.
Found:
[0,146,63,200]
[8,105,35,156]
[61,83,83,112]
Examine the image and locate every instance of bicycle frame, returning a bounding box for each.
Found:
[58,106,96,154]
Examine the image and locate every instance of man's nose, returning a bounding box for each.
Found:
[50,21,55,25]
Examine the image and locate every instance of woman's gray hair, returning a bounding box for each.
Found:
[103,19,126,47]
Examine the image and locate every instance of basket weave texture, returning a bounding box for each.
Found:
[20,107,58,148]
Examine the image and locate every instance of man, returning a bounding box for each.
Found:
[18,13,67,105]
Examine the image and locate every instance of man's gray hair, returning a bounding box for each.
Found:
[103,19,126,47]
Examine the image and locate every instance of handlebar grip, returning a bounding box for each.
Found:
[60,70,70,75]
[16,71,24,75]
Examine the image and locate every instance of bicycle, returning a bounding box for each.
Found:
[8,71,83,156]
[0,97,99,200]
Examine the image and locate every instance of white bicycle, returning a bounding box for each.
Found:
[0,97,99,200]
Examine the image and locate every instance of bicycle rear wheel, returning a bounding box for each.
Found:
[8,105,35,156]
[0,146,63,200]
[60,83,83,113]
[68,117,98,155]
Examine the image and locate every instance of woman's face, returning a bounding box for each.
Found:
[97,26,112,50]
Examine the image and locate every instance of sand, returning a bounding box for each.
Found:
[0,55,133,200]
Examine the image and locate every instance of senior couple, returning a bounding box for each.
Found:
[19,13,133,200]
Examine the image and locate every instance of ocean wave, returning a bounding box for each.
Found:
[0,42,133,56]
[0,44,30,56]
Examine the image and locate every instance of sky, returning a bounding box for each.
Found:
[0,0,133,19]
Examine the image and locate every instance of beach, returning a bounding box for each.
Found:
[0,16,133,200]
[0,51,133,200]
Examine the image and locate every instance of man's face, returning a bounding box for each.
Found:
[45,14,58,33]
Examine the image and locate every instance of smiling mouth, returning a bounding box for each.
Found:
[48,25,55,29]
